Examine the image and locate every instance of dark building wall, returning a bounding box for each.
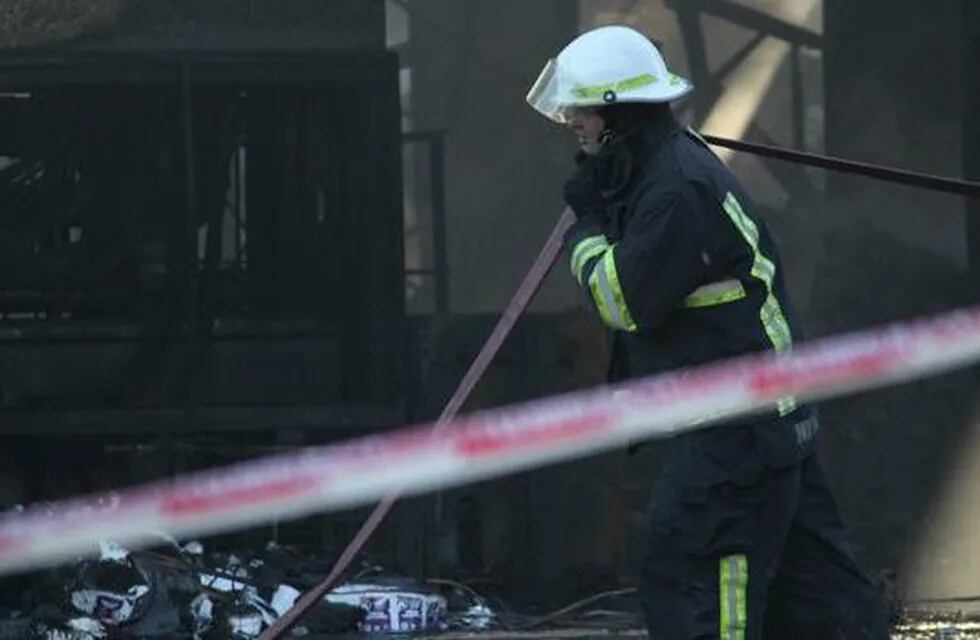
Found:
[817,0,976,599]
[0,0,385,50]
[402,0,580,314]
[967,0,980,285]
[823,0,965,263]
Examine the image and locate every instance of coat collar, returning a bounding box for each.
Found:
[592,111,680,198]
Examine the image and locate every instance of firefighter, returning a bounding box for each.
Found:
[527,25,891,639]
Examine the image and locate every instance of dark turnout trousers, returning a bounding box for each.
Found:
[640,424,890,639]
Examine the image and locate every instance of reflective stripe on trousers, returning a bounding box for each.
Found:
[720,554,748,640]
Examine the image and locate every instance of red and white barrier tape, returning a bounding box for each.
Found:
[2,306,980,575]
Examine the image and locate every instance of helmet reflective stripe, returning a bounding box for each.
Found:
[526,25,693,123]
[571,73,658,100]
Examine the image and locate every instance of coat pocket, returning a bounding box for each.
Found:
[649,443,768,556]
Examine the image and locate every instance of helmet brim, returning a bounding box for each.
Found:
[526,60,694,124]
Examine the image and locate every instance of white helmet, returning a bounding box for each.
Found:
[526,25,692,124]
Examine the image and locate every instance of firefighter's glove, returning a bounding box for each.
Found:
[563,154,607,223]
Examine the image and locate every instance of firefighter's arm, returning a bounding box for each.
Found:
[565,188,709,333]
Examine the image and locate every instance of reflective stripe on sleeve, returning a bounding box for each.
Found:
[587,248,638,332]
[683,278,746,308]
[570,235,610,285]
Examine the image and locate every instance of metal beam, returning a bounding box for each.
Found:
[670,0,823,49]
[404,129,451,313]
[673,1,712,121]
[180,63,201,430]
